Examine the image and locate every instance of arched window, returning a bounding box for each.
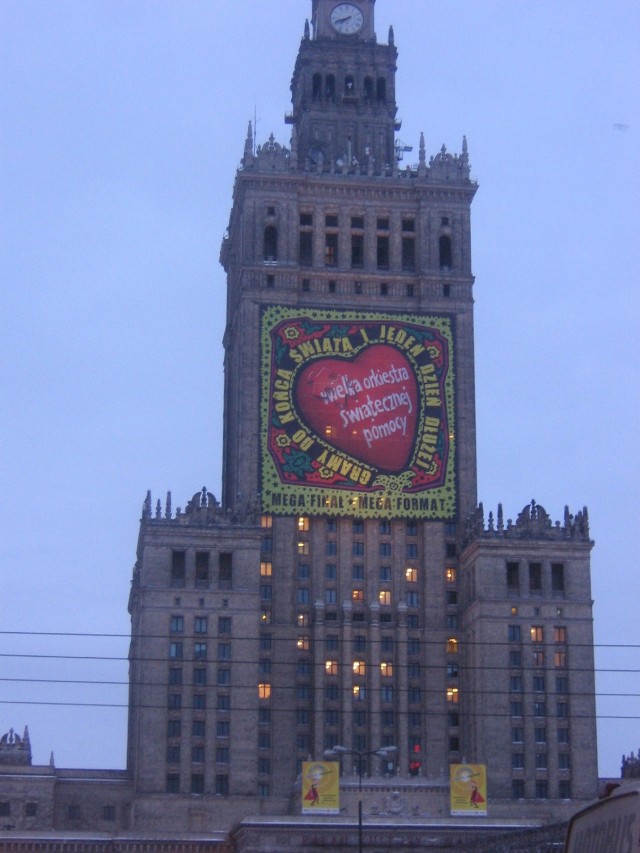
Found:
[312,73,322,101]
[325,75,335,102]
[363,77,374,102]
[344,75,355,94]
[439,235,452,270]
[376,77,387,104]
[264,226,278,262]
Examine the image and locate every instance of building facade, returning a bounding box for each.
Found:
[1,1,598,849]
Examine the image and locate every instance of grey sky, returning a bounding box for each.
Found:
[1,0,638,778]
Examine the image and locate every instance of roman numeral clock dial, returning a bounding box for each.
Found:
[330,3,364,34]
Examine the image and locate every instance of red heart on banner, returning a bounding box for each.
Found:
[295,344,419,472]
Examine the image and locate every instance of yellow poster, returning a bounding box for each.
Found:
[301,761,340,815]
[449,764,487,816]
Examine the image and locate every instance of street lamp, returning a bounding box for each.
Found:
[324,744,398,853]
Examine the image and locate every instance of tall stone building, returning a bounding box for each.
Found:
[0,1,598,849]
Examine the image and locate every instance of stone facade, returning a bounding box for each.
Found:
[0,1,600,850]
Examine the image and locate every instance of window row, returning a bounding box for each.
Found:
[166,773,229,795]
[512,726,571,744]
[508,625,567,644]
[170,550,233,589]
[311,72,388,104]
[509,701,570,718]
[506,561,566,597]
[509,675,569,694]
[512,779,572,799]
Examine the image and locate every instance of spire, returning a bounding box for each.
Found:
[304,18,310,40]
[388,25,394,45]
[418,132,426,176]
[244,120,253,159]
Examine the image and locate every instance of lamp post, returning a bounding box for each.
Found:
[324,744,398,853]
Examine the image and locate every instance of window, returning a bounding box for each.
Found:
[261,536,273,554]
[512,727,523,743]
[533,676,545,693]
[381,685,394,702]
[325,541,337,556]
[217,695,230,712]
[535,781,548,800]
[446,590,458,606]
[447,637,458,654]
[352,564,364,580]
[192,720,205,737]
[512,779,525,799]
[556,676,568,694]
[351,234,364,268]
[167,719,181,738]
[297,660,310,676]
[512,753,525,769]
[263,225,278,261]
[301,278,310,292]
[439,234,452,270]
[166,774,180,793]
[557,701,569,718]
[169,642,183,659]
[353,684,366,701]
[353,660,366,676]
[534,727,546,743]
[297,635,310,651]
[219,553,232,589]
[533,650,545,668]
[533,701,547,717]
[171,551,186,587]
[406,543,418,559]
[216,747,229,763]
[379,590,391,605]
[259,634,272,651]
[510,676,523,692]
[379,565,391,582]
[194,616,208,634]
[192,746,205,764]
[402,236,415,271]
[193,694,206,710]
[554,626,567,644]
[297,541,310,556]
[379,542,391,557]
[325,684,339,701]
[193,667,206,686]
[557,727,570,744]
[510,701,523,717]
[325,709,339,727]
[0,802,11,817]
[509,650,522,667]
[260,561,272,577]
[297,563,310,579]
[168,693,182,710]
[353,542,365,557]
[297,588,310,604]
[377,235,389,269]
[406,591,418,607]
[258,683,271,699]
[405,567,418,583]
[258,731,271,750]
[408,638,420,654]
[506,562,520,594]
[194,642,207,660]
[216,721,230,738]
[217,668,230,686]
[535,753,547,769]
[559,780,572,799]
[218,616,231,635]
[554,651,567,668]
[445,567,456,583]
[447,687,459,704]
[325,233,338,266]
[215,775,229,796]
[529,562,542,594]
[195,552,209,588]
[168,667,182,685]
[558,752,571,770]
[259,659,271,676]
[325,563,336,580]
[552,563,565,594]
[326,588,338,604]
[325,660,338,675]
[446,614,458,629]
[25,802,38,818]
[530,626,544,643]
[508,625,521,642]
[170,615,184,633]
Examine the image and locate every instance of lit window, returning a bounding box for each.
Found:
[554,626,567,644]
[533,650,545,667]
[353,684,366,701]
[447,637,458,654]
[447,687,459,704]
[260,515,272,529]
[297,541,309,555]
[530,626,544,643]
[353,660,366,676]
[260,610,271,624]
[405,567,418,583]
[380,661,394,677]
[297,516,310,531]
[445,567,456,583]
[379,590,391,605]
[297,635,310,650]
[325,660,338,675]
[258,683,271,699]
[554,651,567,668]
[260,561,272,577]
[352,589,364,602]
[297,613,309,627]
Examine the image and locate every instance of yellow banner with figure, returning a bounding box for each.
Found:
[302,761,340,814]
[450,764,487,816]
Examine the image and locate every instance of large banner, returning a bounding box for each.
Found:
[302,761,340,814]
[449,764,488,816]
[260,306,455,519]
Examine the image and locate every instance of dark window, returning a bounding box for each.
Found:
[377,236,389,269]
[0,802,11,817]
[218,616,231,635]
[166,774,180,793]
[512,779,525,799]
[507,562,520,593]
[192,746,205,764]
[168,719,181,738]
[312,73,322,100]
[351,234,364,267]
[402,237,415,271]
[25,802,38,818]
[193,667,207,686]
[380,282,388,295]
[302,278,310,292]
[325,214,338,228]
[217,694,230,710]
[216,747,229,763]
[299,231,313,266]
[508,625,521,642]
[195,552,209,588]
[376,77,387,103]
[439,235,452,270]
[215,775,229,796]
[194,616,208,634]
[325,233,338,266]
[328,280,336,293]
[170,615,184,633]
[363,77,373,101]
[171,551,186,587]
[193,694,206,710]
[300,213,313,227]
[552,563,565,594]
[263,225,278,261]
[529,562,542,593]
[168,667,182,685]
[325,74,335,101]
[219,553,232,589]
[535,781,548,800]
[406,283,415,297]
[192,720,205,737]
[559,780,571,799]
[168,693,182,710]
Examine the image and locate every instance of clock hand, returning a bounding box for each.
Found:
[336,15,352,24]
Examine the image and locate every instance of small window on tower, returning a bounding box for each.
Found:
[263,226,278,262]
[439,235,452,270]
[376,77,387,103]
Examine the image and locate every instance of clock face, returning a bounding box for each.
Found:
[330,3,364,35]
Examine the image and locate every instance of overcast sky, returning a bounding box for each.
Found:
[1,0,638,779]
